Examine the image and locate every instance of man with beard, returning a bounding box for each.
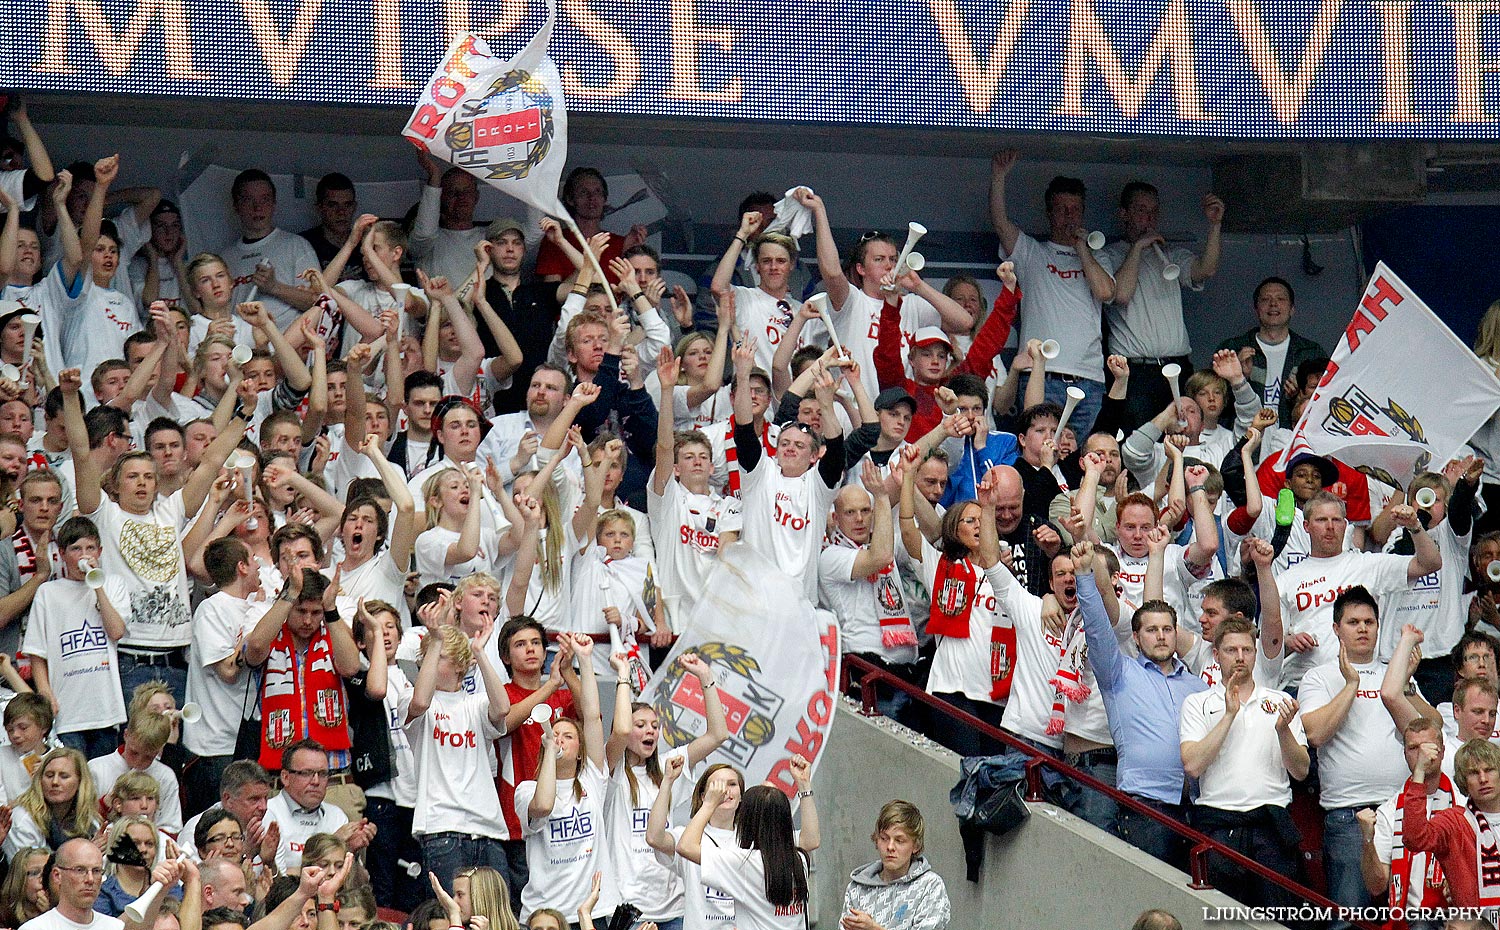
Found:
[1052,435,1125,544]
[1074,538,1206,863]
[478,365,576,489]
[477,222,561,414]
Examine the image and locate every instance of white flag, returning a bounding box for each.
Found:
[1284,262,1500,487]
[642,543,840,799]
[403,2,568,217]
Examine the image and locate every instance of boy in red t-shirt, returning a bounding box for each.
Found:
[494,616,578,843]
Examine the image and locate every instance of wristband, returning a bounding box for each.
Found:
[316,902,339,913]
[1187,485,1206,495]
[798,789,814,799]
[703,680,718,690]
[617,678,630,686]
[733,235,747,245]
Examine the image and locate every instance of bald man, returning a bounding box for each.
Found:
[984,464,1062,598]
[26,838,119,930]
[199,858,252,913]
[820,464,917,719]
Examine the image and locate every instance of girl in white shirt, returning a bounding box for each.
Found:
[646,759,745,930]
[416,465,522,587]
[677,757,820,930]
[514,634,618,924]
[649,329,732,431]
[603,653,731,929]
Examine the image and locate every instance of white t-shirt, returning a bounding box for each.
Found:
[514,760,619,921]
[700,840,807,930]
[1179,684,1306,811]
[21,577,127,733]
[1110,543,1204,629]
[222,228,321,330]
[1182,634,1283,690]
[916,539,1006,705]
[187,314,256,356]
[647,476,742,632]
[21,908,125,930]
[185,591,264,758]
[606,746,691,921]
[1277,551,1414,690]
[367,664,416,807]
[661,824,737,930]
[330,553,408,628]
[645,379,733,432]
[1378,520,1469,660]
[1005,232,1116,381]
[1258,335,1291,408]
[415,524,498,587]
[984,561,1067,748]
[88,749,183,835]
[738,454,837,604]
[406,688,507,838]
[1374,782,1455,909]
[733,286,800,374]
[261,792,350,874]
[55,275,139,393]
[88,493,192,648]
[1298,659,1409,808]
[818,543,919,665]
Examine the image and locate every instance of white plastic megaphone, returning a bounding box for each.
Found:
[177,702,202,724]
[230,345,253,366]
[19,314,40,375]
[1414,487,1438,509]
[0,364,20,383]
[529,704,553,726]
[397,859,423,879]
[1488,560,1500,583]
[1151,242,1181,281]
[882,222,929,292]
[78,558,104,590]
[1057,386,1086,438]
[904,252,926,273]
[1086,231,1106,251]
[804,293,846,359]
[124,879,165,923]
[388,283,412,307]
[234,452,259,530]
[1161,363,1186,428]
[1039,339,1060,360]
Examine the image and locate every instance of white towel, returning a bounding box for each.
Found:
[767,186,815,238]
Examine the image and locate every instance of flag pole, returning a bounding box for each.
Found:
[560,212,619,313]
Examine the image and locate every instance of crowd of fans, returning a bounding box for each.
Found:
[3,93,1500,930]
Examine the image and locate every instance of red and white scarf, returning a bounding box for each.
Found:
[1464,800,1500,905]
[12,526,39,581]
[930,555,1015,701]
[1046,612,1090,736]
[723,418,776,498]
[827,528,915,652]
[1388,775,1454,917]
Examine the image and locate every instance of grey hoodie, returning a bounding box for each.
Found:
[843,855,951,930]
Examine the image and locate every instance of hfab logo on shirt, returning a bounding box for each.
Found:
[548,809,594,843]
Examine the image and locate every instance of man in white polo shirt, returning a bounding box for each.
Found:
[1180,619,1308,909]
[1298,586,1412,919]
[1277,491,1441,692]
[261,740,373,873]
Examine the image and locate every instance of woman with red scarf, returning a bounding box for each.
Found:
[898,445,1013,758]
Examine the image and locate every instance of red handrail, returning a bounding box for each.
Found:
[840,654,1377,930]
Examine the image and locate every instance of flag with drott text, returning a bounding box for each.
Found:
[643,543,840,800]
[1283,262,1500,488]
[402,0,567,217]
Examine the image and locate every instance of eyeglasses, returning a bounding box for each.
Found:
[206,831,245,844]
[57,867,105,879]
[857,230,884,244]
[284,768,330,781]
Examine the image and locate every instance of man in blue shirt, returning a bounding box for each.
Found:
[1073,538,1207,867]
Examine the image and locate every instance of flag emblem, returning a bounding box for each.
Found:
[444,73,556,182]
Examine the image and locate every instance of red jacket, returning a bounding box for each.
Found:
[1402,777,1489,906]
[873,287,1020,440]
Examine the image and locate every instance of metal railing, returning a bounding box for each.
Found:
[840,654,1376,930]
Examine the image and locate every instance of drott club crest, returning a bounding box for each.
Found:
[443,70,555,182]
[651,643,778,769]
[1321,385,1431,485]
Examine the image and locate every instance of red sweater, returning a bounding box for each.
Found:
[873,287,1020,440]
[1402,777,1484,905]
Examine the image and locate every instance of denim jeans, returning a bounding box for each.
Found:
[59,727,118,759]
[1065,755,1119,835]
[1324,806,1376,929]
[1018,372,1106,438]
[927,693,1005,758]
[419,832,527,916]
[366,798,426,913]
[118,653,187,708]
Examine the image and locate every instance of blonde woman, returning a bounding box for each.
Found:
[448,866,521,930]
[415,465,522,587]
[0,847,51,925]
[2,747,100,859]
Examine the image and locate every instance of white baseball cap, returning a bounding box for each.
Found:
[912,326,952,349]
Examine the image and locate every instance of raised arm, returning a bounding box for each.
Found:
[239,301,312,391]
[243,571,301,667]
[1183,463,1219,569]
[1380,624,1435,732]
[1190,195,1225,284]
[50,171,83,282]
[9,100,54,182]
[988,150,1022,255]
[471,249,524,383]
[645,755,686,854]
[678,652,730,764]
[60,368,102,514]
[798,188,848,310]
[568,634,608,769]
[362,434,417,568]
[181,413,249,516]
[472,628,511,731]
